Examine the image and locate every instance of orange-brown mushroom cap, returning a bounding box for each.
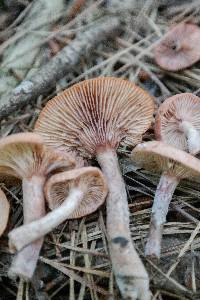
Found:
[0,188,10,236]
[131,141,200,179]
[45,167,108,219]
[0,132,75,179]
[154,23,200,71]
[35,77,154,158]
[155,93,200,151]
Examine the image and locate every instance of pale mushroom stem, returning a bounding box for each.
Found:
[97,148,150,300]
[9,188,84,252]
[145,173,179,259]
[8,176,46,280]
[180,121,200,155]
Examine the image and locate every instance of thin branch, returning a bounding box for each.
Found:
[0,17,120,119]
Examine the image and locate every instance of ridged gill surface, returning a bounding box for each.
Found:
[131,141,200,179]
[35,77,154,158]
[45,167,108,219]
[0,133,74,179]
[0,188,10,236]
[154,23,200,71]
[155,93,200,151]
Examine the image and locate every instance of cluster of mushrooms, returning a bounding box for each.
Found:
[1,22,200,300]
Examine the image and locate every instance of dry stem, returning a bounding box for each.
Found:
[179,121,200,155]
[8,176,46,280]
[9,188,84,252]
[145,173,179,259]
[97,148,150,300]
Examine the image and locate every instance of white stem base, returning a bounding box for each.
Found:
[9,188,83,252]
[8,176,45,280]
[180,121,200,155]
[145,173,179,259]
[8,239,43,280]
[97,149,150,300]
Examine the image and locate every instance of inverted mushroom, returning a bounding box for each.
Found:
[155,93,200,154]
[131,141,200,259]
[0,188,10,237]
[9,167,107,252]
[35,77,154,300]
[0,132,75,279]
[154,23,200,71]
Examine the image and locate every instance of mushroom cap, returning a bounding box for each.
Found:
[155,93,200,151]
[0,133,75,179]
[131,141,200,179]
[35,77,154,158]
[154,23,200,71]
[45,167,108,219]
[0,188,10,236]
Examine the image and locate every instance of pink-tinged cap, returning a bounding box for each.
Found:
[131,141,200,179]
[45,167,108,219]
[0,132,75,179]
[155,93,200,151]
[154,23,200,71]
[35,77,154,158]
[0,188,10,236]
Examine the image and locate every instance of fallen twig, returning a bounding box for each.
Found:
[0,17,120,119]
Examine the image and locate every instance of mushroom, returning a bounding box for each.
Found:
[155,93,200,154]
[0,188,10,237]
[154,23,200,71]
[35,77,154,300]
[9,167,107,252]
[0,132,75,279]
[131,141,200,259]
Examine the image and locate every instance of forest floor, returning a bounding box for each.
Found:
[1,0,200,299]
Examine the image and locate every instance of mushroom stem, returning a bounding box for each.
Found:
[97,148,150,300]
[179,121,200,155]
[145,173,179,259]
[8,176,46,280]
[9,188,84,252]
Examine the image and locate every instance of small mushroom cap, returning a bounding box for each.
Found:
[45,167,108,219]
[0,188,10,236]
[131,141,200,179]
[154,23,200,71]
[0,132,75,179]
[155,93,200,151]
[35,77,154,158]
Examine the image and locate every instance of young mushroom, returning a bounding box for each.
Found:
[35,77,154,299]
[154,23,200,71]
[0,188,10,237]
[131,141,200,259]
[0,132,75,279]
[155,93,200,154]
[9,167,108,252]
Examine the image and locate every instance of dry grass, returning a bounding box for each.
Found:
[1,0,200,299]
